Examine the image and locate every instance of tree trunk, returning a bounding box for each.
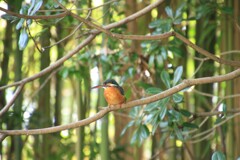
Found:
[13,29,24,160]
[194,2,216,159]
[221,0,234,159]
[1,0,22,159]
[232,0,240,158]
[0,12,12,159]
[100,0,111,160]
[34,28,51,160]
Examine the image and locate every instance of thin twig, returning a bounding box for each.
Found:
[0,68,240,135]
[0,0,164,91]
[188,130,215,143]
[220,50,240,56]
[26,25,42,53]
[66,9,240,67]
[0,84,24,117]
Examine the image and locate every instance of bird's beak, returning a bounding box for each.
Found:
[91,85,104,89]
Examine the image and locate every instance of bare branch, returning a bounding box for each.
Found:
[0,84,24,117]
[0,35,96,115]
[0,68,240,135]
[0,0,164,91]
[0,133,7,142]
[0,0,165,121]
[67,8,240,67]
[188,112,240,143]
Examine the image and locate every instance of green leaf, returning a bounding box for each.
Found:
[120,121,135,136]
[130,130,139,145]
[144,101,159,112]
[161,70,171,88]
[16,18,25,30]
[148,54,155,67]
[159,121,168,128]
[59,67,69,78]
[125,88,131,100]
[169,46,184,57]
[140,125,150,139]
[179,109,192,117]
[161,47,168,60]
[151,121,159,135]
[165,6,173,18]
[27,19,32,25]
[130,124,150,146]
[175,2,185,18]
[156,54,163,66]
[148,19,161,29]
[141,41,151,48]
[29,0,43,15]
[168,110,183,123]
[28,0,36,15]
[173,93,183,103]
[129,106,141,118]
[149,42,159,52]
[174,124,184,141]
[18,28,28,50]
[159,106,167,120]
[220,6,233,14]
[173,16,182,25]
[182,122,199,129]
[136,81,153,89]
[173,66,183,86]
[158,97,170,108]
[19,5,28,15]
[145,110,158,123]
[211,151,226,160]
[1,14,18,21]
[214,117,225,125]
[146,87,162,94]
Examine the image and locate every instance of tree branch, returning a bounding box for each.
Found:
[0,6,68,19]
[0,0,164,91]
[1,68,240,135]
[0,0,165,120]
[0,84,24,117]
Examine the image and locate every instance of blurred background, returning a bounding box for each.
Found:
[0,0,240,159]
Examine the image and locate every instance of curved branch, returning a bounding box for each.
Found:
[0,0,165,119]
[174,32,240,67]
[66,6,240,67]
[0,84,24,117]
[0,0,164,91]
[72,13,240,67]
[0,34,95,91]
[1,68,240,135]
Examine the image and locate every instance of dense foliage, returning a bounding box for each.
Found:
[0,0,239,159]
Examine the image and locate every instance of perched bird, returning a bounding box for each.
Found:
[91,79,126,106]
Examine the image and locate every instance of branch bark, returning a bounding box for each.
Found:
[0,68,239,136]
[0,0,165,119]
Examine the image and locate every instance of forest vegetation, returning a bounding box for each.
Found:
[0,0,240,159]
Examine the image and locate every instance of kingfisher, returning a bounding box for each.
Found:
[91,79,126,106]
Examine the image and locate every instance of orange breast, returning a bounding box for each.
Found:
[104,87,126,105]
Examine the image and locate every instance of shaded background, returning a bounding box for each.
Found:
[0,0,240,159]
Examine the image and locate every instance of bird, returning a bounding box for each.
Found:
[91,79,126,106]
